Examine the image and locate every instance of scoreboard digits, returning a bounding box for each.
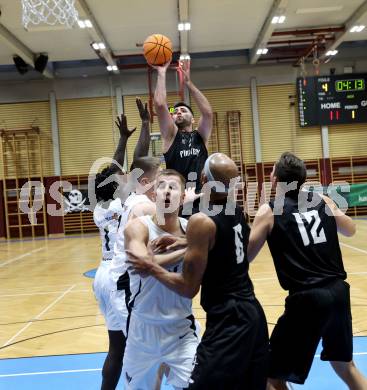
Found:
[297,74,367,127]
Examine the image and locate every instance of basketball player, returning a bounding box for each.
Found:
[127,153,269,390]
[153,60,213,202]
[93,98,151,390]
[123,169,199,390]
[248,152,367,390]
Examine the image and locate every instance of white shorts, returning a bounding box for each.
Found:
[122,314,199,389]
[93,264,128,332]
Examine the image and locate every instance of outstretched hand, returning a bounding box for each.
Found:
[179,60,191,85]
[151,235,187,253]
[151,60,171,73]
[136,98,150,122]
[115,114,136,138]
[184,187,203,204]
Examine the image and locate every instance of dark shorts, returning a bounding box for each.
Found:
[188,298,269,390]
[269,279,353,384]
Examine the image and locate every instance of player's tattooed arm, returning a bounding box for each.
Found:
[180,60,213,144]
[153,61,177,148]
[247,203,274,262]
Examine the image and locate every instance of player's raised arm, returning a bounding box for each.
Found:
[153,62,177,148]
[321,195,356,237]
[180,60,213,144]
[110,113,136,173]
[133,98,151,161]
[248,204,274,262]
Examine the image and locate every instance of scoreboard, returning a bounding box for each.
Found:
[297,74,367,127]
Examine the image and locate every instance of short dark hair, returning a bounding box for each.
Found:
[95,166,118,202]
[130,156,161,177]
[173,102,194,116]
[156,169,186,190]
[274,152,307,190]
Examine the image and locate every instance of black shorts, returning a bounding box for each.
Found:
[188,298,269,390]
[269,279,353,384]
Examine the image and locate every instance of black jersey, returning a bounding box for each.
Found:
[163,130,208,192]
[267,192,347,292]
[200,205,254,312]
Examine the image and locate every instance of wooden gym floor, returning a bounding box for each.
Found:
[0,219,366,388]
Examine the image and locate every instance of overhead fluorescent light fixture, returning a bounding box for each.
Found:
[272,15,286,24]
[106,65,113,71]
[92,42,106,50]
[256,48,268,55]
[350,25,365,33]
[78,19,93,29]
[296,6,343,14]
[179,54,191,60]
[326,50,338,56]
[178,22,191,31]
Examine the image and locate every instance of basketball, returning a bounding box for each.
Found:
[143,34,172,66]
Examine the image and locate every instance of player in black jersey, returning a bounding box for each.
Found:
[248,152,367,390]
[153,60,212,200]
[127,153,269,390]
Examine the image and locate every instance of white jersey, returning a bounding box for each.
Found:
[109,193,152,287]
[129,215,192,323]
[93,199,122,264]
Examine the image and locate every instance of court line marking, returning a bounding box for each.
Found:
[0,247,45,268]
[0,368,102,377]
[2,285,75,347]
[2,352,367,377]
[340,242,367,255]
[315,352,367,358]
[0,290,89,298]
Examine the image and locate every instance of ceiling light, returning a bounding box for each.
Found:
[272,15,286,24]
[278,15,286,23]
[78,19,93,29]
[350,25,365,33]
[92,42,106,50]
[179,54,191,60]
[326,50,338,56]
[296,6,343,14]
[112,65,118,71]
[106,65,113,71]
[178,22,191,31]
[256,48,268,55]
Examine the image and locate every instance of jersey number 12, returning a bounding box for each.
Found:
[293,210,327,247]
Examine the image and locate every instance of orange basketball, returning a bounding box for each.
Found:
[143,34,172,66]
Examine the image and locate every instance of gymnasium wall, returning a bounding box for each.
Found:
[0,59,367,177]
[57,96,117,175]
[0,101,54,177]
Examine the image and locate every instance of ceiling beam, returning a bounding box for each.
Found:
[250,0,289,64]
[320,0,367,60]
[178,0,189,55]
[0,23,54,78]
[76,0,119,74]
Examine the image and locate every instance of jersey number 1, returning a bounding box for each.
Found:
[233,224,245,264]
[293,210,327,247]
